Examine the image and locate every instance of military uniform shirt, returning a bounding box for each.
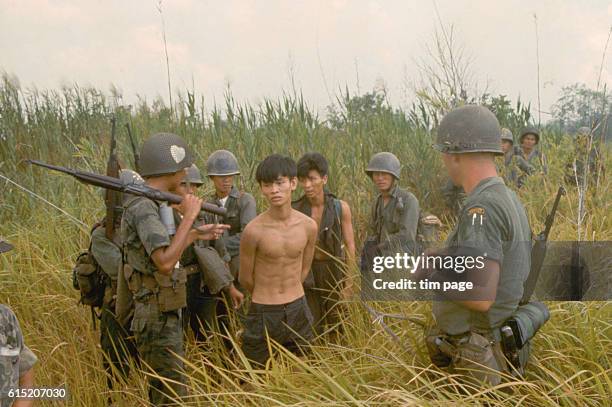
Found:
[209,186,256,258]
[1,305,37,407]
[91,225,122,281]
[121,196,171,275]
[369,184,420,254]
[433,177,532,335]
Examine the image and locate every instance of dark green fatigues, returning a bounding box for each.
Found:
[90,225,138,390]
[292,192,345,335]
[121,196,186,405]
[368,184,420,256]
[242,296,314,367]
[432,176,532,384]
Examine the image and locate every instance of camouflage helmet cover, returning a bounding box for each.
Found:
[501,128,514,143]
[206,150,240,176]
[139,133,194,177]
[182,164,204,185]
[0,238,13,253]
[434,105,503,155]
[520,127,540,144]
[366,152,401,179]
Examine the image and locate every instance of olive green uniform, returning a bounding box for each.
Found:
[121,196,186,405]
[368,184,420,256]
[208,186,257,279]
[293,192,345,334]
[432,176,532,384]
[0,305,37,407]
[90,225,138,389]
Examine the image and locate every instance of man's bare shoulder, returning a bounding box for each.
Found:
[292,209,318,233]
[242,216,264,240]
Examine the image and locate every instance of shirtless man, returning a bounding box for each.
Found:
[239,154,318,367]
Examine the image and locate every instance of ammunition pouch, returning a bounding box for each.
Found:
[123,264,187,312]
[194,245,233,294]
[73,251,106,307]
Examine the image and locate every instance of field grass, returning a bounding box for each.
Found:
[0,77,610,406]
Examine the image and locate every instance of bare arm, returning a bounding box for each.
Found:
[239,224,257,293]
[340,200,356,264]
[301,219,317,283]
[14,368,34,407]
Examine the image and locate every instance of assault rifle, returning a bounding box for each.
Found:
[521,186,566,304]
[28,160,227,217]
[105,117,121,239]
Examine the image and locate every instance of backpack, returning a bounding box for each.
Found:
[72,223,107,309]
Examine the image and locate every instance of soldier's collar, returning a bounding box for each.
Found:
[469,176,504,197]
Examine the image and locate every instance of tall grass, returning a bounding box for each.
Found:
[0,75,610,406]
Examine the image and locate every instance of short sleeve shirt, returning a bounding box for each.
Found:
[433,177,532,334]
[121,196,171,275]
[1,305,37,407]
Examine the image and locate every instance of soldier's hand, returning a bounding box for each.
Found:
[193,223,231,241]
[225,283,244,309]
[179,194,203,221]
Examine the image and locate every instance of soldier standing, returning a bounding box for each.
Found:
[365,152,420,257]
[1,238,37,407]
[424,105,533,385]
[292,152,356,336]
[90,169,143,391]
[121,133,229,405]
[515,127,547,179]
[176,164,243,342]
[205,150,257,283]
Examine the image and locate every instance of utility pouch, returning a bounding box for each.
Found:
[153,268,187,312]
[73,251,106,307]
[452,332,503,385]
[425,326,452,367]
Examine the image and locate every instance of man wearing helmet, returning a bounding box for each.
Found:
[423,105,533,385]
[365,152,420,257]
[176,164,243,342]
[514,127,547,183]
[205,150,257,283]
[121,133,229,405]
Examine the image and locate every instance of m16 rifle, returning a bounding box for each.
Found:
[28,160,227,217]
[521,185,566,304]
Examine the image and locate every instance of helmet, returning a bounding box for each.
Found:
[206,150,240,176]
[501,128,514,143]
[139,133,194,177]
[119,169,145,186]
[434,105,503,155]
[0,238,13,254]
[182,164,204,185]
[520,127,540,144]
[366,152,401,179]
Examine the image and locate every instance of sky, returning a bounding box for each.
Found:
[1,0,611,119]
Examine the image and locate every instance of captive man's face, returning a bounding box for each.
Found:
[260,176,297,207]
[298,170,327,199]
[212,175,234,197]
[501,140,513,154]
[522,134,537,149]
[372,171,395,193]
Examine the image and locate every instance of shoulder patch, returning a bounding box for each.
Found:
[467,207,485,216]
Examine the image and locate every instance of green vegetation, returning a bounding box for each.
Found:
[0,75,610,406]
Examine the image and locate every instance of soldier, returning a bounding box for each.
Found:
[565,127,600,187]
[176,164,243,342]
[292,152,356,336]
[205,150,257,282]
[365,152,420,257]
[121,133,229,405]
[424,105,533,385]
[515,127,547,178]
[239,155,317,367]
[1,238,37,407]
[90,169,143,391]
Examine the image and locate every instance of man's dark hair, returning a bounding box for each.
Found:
[297,152,329,178]
[255,154,297,184]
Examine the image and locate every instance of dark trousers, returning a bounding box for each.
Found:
[99,302,138,390]
[304,259,344,335]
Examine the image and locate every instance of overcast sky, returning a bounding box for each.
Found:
[1,0,611,119]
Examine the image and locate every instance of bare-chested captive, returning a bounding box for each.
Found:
[239,154,318,367]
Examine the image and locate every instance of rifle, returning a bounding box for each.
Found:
[125,123,141,173]
[105,118,121,239]
[520,186,566,304]
[28,160,227,217]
